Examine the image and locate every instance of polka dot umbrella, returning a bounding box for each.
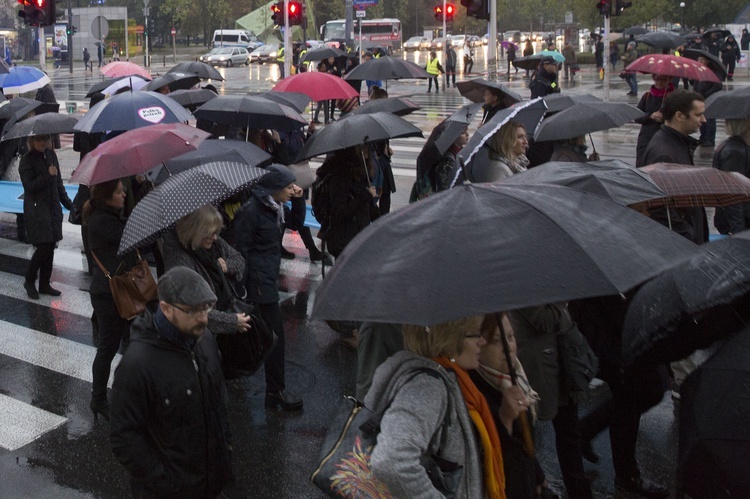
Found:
[625,54,722,83]
[74,91,193,134]
[117,160,266,256]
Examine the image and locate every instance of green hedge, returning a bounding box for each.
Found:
[576,51,596,64]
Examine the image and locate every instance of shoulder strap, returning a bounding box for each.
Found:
[91,249,142,279]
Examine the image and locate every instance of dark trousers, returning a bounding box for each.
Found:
[82,225,93,275]
[553,403,593,499]
[700,118,716,145]
[26,242,55,285]
[90,294,131,401]
[725,59,736,77]
[445,66,456,86]
[428,75,439,91]
[258,302,285,393]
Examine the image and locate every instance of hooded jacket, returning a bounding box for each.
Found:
[109,307,233,498]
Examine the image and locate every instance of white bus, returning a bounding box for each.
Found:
[321,19,403,51]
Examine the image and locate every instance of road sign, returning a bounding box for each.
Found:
[356,9,366,17]
[91,16,109,40]
[171,28,176,35]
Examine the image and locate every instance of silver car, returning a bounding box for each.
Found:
[404,36,426,51]
[199,47,250,67]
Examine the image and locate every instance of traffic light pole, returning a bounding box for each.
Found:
[283,0,291,78]
[38,27,45,70]
[442,0,446,88]
[603,13,610,101]
[487,0,497,81]
[67,0,73,73]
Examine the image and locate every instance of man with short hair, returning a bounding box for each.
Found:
[480,88,503,124]
[529,56,560,99]
[110,267,240,498]
[445,42,457,88]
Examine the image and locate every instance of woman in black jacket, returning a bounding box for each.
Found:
[19,134,75,299]
[635,75,674,167]
[85,178,137,421]
[234,165,305,411]
[713,118,750,234]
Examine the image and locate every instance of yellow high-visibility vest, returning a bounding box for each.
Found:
[426,57,440,75]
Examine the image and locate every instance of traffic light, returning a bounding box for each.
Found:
[460,0,489,20]
[596,0,611,15]
[613,0,632,15]
[18,0,54,26]
[445,3,455,22]
[66,23,77,35]
[288,1,303,26]
[434,5,443,22]
[270,2,283,26]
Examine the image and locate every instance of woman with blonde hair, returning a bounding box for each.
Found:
[365,316,512,498]
[713,118,750,234]
[472,120,530,183]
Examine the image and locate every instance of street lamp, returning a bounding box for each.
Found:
[679,2,685,30]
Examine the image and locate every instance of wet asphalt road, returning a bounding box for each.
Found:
[1,48,746,497]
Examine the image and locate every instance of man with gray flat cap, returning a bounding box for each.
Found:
[110,267,244,499]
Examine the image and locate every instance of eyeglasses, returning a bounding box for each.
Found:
[464,332,483,339]
[171,303,214,317]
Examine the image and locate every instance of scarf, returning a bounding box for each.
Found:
[476,362,541,423]
[650,83,674,98]
[262,194,285,227]
[190,243,232,311]
[155,307,196,351]
[433,356,506,499]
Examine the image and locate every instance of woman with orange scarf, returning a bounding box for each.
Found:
[365,316,512,498]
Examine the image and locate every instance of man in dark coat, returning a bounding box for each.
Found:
[641,90,708,244]
[529,56,561,99]
[110,267,239,499]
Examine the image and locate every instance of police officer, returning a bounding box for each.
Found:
[529,56,560,99]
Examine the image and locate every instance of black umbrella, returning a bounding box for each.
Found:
[193,95,307,132]
[73,91,193,133]
[622,234,750,366]
[343,56,431,81]
[295,112,423,161]
[702,28,730,39]
[455,78,523,108]
[166,88,218,110]
[143,72,202,93]
[250,91,311,114]
[310,183,698,325]
[0,97,42,122]
[542,93,602,113]
[168,61,225,81]
[512,54,545,72]
[1,113,79,141]
[623,26,649,36]
[635,31,687,50]
[501,160,666,206]
[704,86,750,119]
[300,46,345,63]
[349,97,421,117]
[460,99,548,165]
[682,48,727,80]
[533,102,645,142]
[118,161,266,256]
[417,103,481,173]
[85,75,150,98]
[679,325,750,498]
[148,139,273,184]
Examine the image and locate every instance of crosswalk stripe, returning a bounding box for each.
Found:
[0,393,68,451]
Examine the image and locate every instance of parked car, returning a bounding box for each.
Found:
[199,46,250,67]
[257,44,280,64]
[404,36,426,51]
[448,34,467,48]
[246,41,263,51]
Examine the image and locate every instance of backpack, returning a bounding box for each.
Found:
[310,173,333,229]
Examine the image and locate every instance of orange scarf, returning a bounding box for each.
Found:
[434,356,506,499]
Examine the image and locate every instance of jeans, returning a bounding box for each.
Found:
[625,73,638,94]
[700,118,716,145]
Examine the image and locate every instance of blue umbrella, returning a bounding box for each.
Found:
[0,66,50,94]
[539,50,566,63]
[73,90,193,133]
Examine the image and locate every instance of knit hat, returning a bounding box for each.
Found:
[539,56,556,65]
[158,267,217,306]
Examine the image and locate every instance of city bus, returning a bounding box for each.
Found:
[321,19,402,52]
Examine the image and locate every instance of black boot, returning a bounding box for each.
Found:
[24,280,39,299]
[38,283,61,296]
[265,390,303,411]
[90,396,110,422]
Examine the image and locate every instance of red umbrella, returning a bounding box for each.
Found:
[70,123,210,186]
[271,72,358,102]
[639,163,750,208]
[625,54,721,83]
[100,61,152,80]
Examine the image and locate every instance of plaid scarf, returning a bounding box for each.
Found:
[476,361,541,423]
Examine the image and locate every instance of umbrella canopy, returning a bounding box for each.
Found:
[118,161,266,255]
[85,75,150,98]
[350,97,421,117]
[539,50,566,63]
[100,61,152,80]
[460,99,548,165]
[1,113,78,141]
[455,78,523,108]
[296,112,422,161]
[73,91,193,134]
[0,97,41,122]
[168,61,224,81]
[310,183,697,325]
[541,93,602,113]
[533,102,645,142]
[70,123,211,186]
[512,54,546,72]
[143,72,202,93]
[193,95,307,132]
[702,28,731,39]
[625,54,721,83]
[417,103,482,173]
[681,49,727,80]
[623,26,649,36]
[500,40,518,49]
[704,86,750,119]
[343,56,431,81]
[679,325,750,498]
[501,160,666,206]
[0,66,51,94]
[622,234,750,366]
[635,31,687,50]
[166,88,218,110]
[272,72,359,101]
[251,91,310,113]
[0,59,10,74]
[639,162,750,208]
[300,46,346,63]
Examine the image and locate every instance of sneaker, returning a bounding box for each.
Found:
[312,119,322,124]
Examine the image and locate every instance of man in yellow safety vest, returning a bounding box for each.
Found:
[425,51,444,94]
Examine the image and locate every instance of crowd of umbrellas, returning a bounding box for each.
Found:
[1,52,749,495]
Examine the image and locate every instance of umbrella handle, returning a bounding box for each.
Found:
[361,148,371,186]
[588,133,597,154]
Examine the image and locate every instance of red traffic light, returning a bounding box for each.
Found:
[289,2,298,13]
[270,3,281,12]
[446,4,455,14]
[34,0,46,7]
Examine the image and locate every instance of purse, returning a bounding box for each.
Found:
[311,368,463,498]
[92,250,157,320]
